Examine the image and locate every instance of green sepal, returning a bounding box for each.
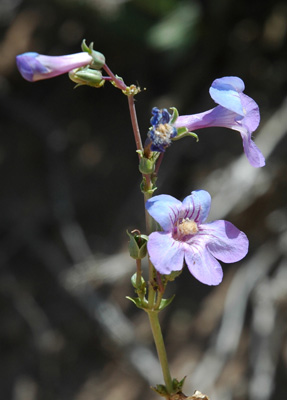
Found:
[127,230,148,259]
[131,272,146,291]
[158,295,175,311]
[172,376,186,393]
[141,186,158,195]
[170,107,179,124]
[176,126,189,136]
[126,296,144,309]
[151,384,169,397]
[139,157,155,174]
[173,127,199,142]
[164,269,183,282]
[81,39,105,69]
[140,177,157,195]
[69,67,105,88]
[151,377,186,397]
[81,39,90,53]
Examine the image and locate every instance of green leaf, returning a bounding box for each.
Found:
[158,295,175,310]
[172,376,186,392]
[140,179,157,195]
[126,296,144,309]
[165,269,182,281]
[131,272,146,290]
[151,384,169,396]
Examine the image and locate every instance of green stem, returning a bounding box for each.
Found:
[144,190,157,233]
[144,190,158,308]
[147,259,156,308]
[154,288,164,310]
[124,89,173,395]
[136,258,142,286]
[147,311,173,394]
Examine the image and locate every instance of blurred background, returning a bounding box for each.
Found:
[1,0,287,399]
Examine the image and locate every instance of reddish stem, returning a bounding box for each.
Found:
[155,152,165,175]
[103,63,127,90]
[127,95,143,156]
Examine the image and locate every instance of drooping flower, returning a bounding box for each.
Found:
[175,76,265,168]
[146,107,178,152]
[16,52,94,82]
[146,190,248,286]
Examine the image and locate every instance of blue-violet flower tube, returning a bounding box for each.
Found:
[146,190,248,286]
[175,76,265,168]
[16,52,93,82]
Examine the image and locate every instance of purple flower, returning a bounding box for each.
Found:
[16,52,93,82]
[147,107,177,152]
[146,190,248,286]
[175,77,265,168]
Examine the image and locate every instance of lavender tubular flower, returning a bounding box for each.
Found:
[175,76,265,168]
[16,52,93,82]
[146,190,248,286]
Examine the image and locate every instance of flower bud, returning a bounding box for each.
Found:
[131,273,145,290]
[16,52,93,82]
[90,49,105,69]
[127,231,148,259]
[139,157,155,174]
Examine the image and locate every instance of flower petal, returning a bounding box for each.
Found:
[175,104,265,168]
[150,107,161,125]
[184,243,223,285]
[181,190,211,223]
[210,76,245,116]
[175,106,236,132]
[201,220,249,262]
[16,52,48,82]
[147,232,185,275]
[242,135,265,168]
[16,52,93,82]
[145,194,182,232]
[240,93,260,132]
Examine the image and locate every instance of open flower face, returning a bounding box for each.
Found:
[175,77,265,168]
[146,190,249,286]
[16,52,93,82]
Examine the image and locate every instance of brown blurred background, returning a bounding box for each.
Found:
[1,0,287,399]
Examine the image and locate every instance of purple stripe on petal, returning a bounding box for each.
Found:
[145,194,182,232]
[182,190,211,223]
[146,190,249,286]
